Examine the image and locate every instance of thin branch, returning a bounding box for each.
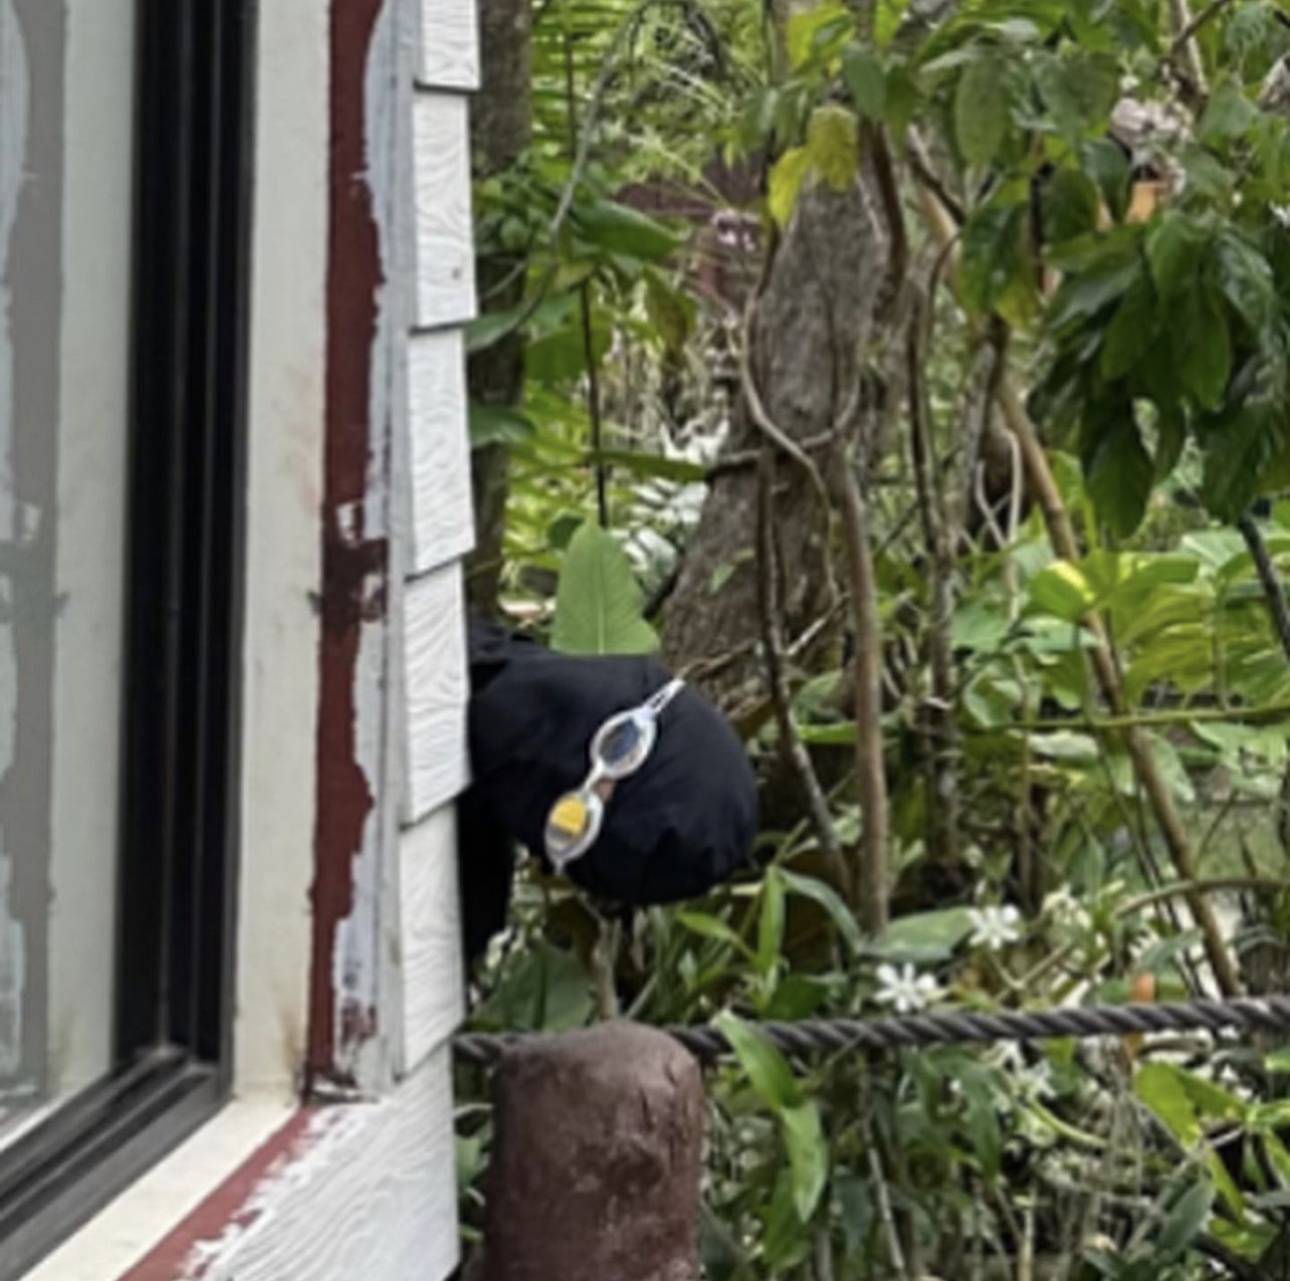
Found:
[865,1128,912,1281]
[1166,0,1211,108]
[1237,512,1290,662]
[756,453,848,892]
[1168,0,1235,65]
[740,299,840,609]
[985,698,1290,735]
[906,286,961,867]
[705,430,835,481]
[834,439,889,932]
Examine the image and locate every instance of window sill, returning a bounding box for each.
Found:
[19,1094,299,1281]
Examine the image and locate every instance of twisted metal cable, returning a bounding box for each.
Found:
[453,995,1290,1067]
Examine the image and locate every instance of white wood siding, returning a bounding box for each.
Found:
[407,328,474,575]
[184,1047,459,1281]
[416,0,479,90]
[412,93,475,329]
[391,0,477,1112]
[400,563,470,825]
[398,806,465,1071]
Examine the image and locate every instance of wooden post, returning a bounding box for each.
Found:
[473,1021,705,1281]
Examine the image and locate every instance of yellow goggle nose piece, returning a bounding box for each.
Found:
[549,794,590,837]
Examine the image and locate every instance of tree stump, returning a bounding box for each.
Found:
[473,1022,705,1281]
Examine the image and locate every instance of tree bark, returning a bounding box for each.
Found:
[466,0,532,617]
[661,173,888,710]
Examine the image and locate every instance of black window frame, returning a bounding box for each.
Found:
[0,1,255,1276]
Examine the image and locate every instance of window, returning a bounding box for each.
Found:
[0,1,253,1275]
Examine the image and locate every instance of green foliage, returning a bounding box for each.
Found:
[954,48,1009,169]
[551,521,659,655]
[458,2,1290,1276]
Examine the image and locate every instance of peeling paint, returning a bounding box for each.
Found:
[308,0,399,1093]
[118,1106,346,1281]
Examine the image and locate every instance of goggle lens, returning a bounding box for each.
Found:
[598,717,645,771]
[544,792,597,866]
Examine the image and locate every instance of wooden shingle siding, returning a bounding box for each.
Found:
[412,93,475,329]
[407,328,474,575]
[400,563,470,826]
[416,0,479,91]
[397,806,465,1072]
[384,0,477,1228]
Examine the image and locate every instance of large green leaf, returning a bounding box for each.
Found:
[1085,416,1154,537]
[572,198,680,262]
[867,907,974,962]
[781,1101,829,1221]
[1039,48,1119,141]
[806,105,860,192]
[1042,167,1100,247]
[1202,407,1274,521]
[1157,1180,1215,1260]
[1170,283,1231,409]
[471,941,593,1032]
[1027,560,1097,623]
[757,870,787,978]
[786,1,851,69]
[1214,230,1276,332]
[469,402,536,448]
[551,522,660,655]
[842,44,886,121]
[1147,213,1207,301]
[716,1010,803,1109]
[961,197,1029,315]
[1134,1063,1245,1214]
[1199,79,1257,146]
[1081,138,1130,222]
[769,146,812,228]
[1045,240,1141,334]
[1099,275,1158,381]
[955,51,1008,169]
[779,868,864,956]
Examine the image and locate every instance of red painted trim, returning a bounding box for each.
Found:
[117,1108,319,1281]
[308,0,388,1087]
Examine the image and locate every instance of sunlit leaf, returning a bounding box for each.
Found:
[1027,561,1096,622]
[806,104,860,191]
[552,522,659,655]
[769,146,812,227]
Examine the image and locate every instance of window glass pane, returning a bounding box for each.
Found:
[0,0,135,1141]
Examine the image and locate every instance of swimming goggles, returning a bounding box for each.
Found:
[543,677,685,872]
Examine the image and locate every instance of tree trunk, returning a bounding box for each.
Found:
[466,0,532,618]
[661,173,888,711]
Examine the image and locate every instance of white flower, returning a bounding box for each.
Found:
[968,904,1022,951]
[989,1041,1026,1074]
[1015,1060,1056,1101]
[1042,887,1092,931]
[874,962,943,1014]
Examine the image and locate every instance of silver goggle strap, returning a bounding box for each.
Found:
[644,677,685,719]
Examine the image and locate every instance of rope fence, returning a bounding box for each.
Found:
[453,994,1290,1066]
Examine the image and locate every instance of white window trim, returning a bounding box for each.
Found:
[21,0,329,1270]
